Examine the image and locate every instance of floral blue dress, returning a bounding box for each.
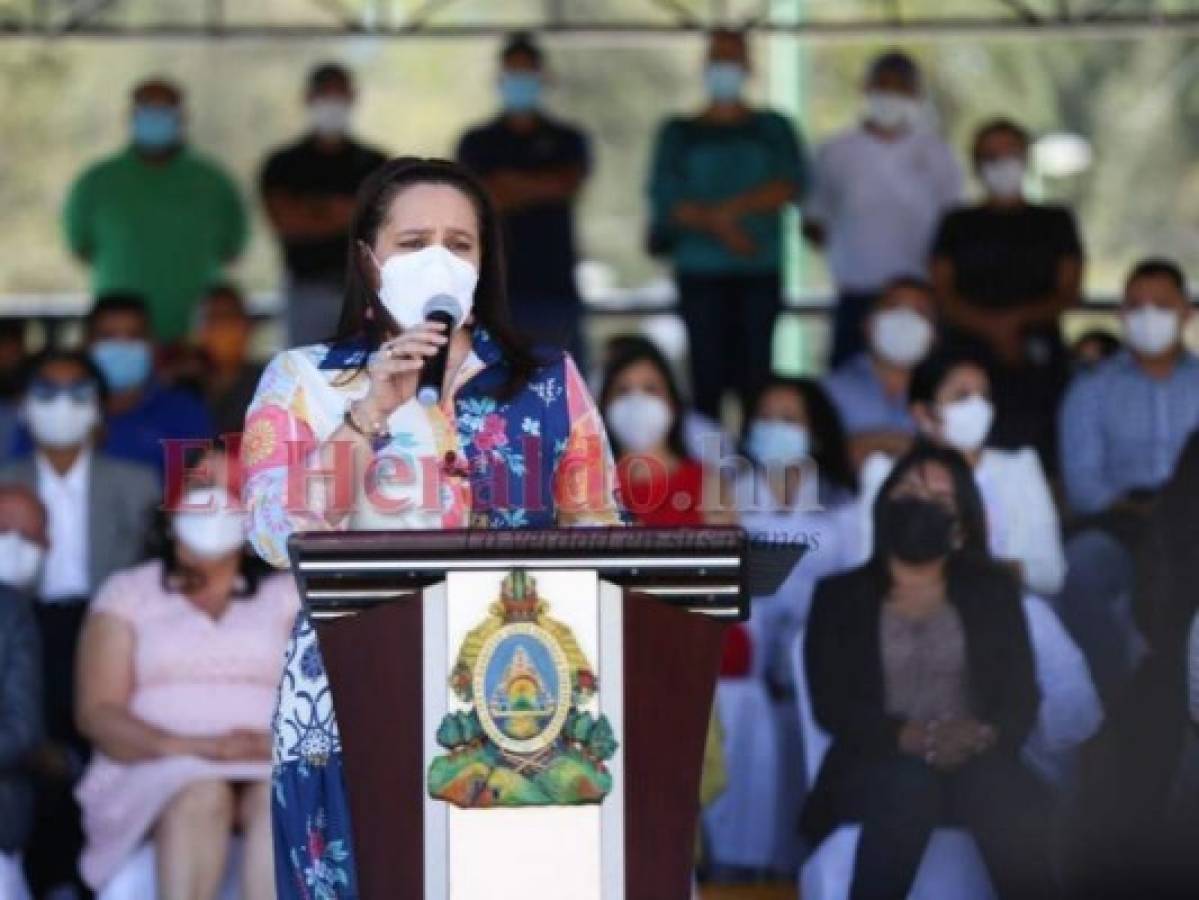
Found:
[242,328,623,898]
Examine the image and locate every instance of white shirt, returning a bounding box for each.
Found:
[858,446,1067,597]
[805,123,962,293]
[36,449,92,602]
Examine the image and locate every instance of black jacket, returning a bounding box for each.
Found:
[0,587,42,852]
[801,557,1039,843]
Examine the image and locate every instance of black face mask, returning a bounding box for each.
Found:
[877,496,957,565]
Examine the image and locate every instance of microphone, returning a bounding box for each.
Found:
[416,294,464,407]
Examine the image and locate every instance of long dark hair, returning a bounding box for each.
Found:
[598,336,689,461]
[332,156,542,397]
[745,376,858,495]
[869,441,995,580]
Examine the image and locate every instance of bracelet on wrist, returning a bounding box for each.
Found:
[345,401,391,450]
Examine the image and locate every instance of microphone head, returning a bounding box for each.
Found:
[422,294,464,327]
[416,385,441,407]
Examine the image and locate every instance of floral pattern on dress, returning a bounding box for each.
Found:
[292,811,352,900]
[250,330,624,899]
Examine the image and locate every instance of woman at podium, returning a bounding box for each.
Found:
[240,157,624,898]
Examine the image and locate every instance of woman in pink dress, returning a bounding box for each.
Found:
[74,480,298,898]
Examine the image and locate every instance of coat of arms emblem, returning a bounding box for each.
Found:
[426,570,618,808]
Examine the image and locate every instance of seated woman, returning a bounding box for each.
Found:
[804,442,1057,899]
[858,347,1065,598]
[853,351,1099,776]
[598,336,715,528]
[597,338,733,870]
[731,376,861,873]
[75,473,298,899]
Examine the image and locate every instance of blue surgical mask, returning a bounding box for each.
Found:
[704,62,746,102]
[91,339,152,392]
[131,106,181,151]
[499,72,543,113]
[746,419,810,467]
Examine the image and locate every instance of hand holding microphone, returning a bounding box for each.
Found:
[358,321,450,424]
[357,244,478,428]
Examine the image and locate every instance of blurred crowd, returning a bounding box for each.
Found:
[0,23,1195,900]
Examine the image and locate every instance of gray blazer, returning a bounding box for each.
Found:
[0,454,160,596]
[0,587,41,852]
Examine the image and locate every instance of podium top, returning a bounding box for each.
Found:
[289,526,755,620]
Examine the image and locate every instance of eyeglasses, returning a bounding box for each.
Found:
[27,379,99,403]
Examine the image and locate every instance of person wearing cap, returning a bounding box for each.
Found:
[804,50,961,367]
[63,78,248,342]
[74,454,298,897]
[456,32,592,364]
[260,63,389,347]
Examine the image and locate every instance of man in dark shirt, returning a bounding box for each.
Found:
[260,63,388,347]
[456,32,591,364]
[931,117,1083,468]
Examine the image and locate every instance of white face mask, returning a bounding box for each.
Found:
[605,392,673,454]
[308,99,351,137]
[373,244,478,330]
[747,419,810,466]
[865,91,921,131]
[1123,306,1181,356]
[173,487,246,561]
[980,157,1026,199]
[23,395,98,449]
[870,308,934,367]
[939,394,994,453]
[0,531,43,590]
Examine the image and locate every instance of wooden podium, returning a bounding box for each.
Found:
[289,527,750,900]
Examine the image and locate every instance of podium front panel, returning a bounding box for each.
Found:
[303,529,738,900]
[424,570,625,900]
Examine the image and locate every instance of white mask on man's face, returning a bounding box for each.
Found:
[980,157,1026,199]
[308,99,351,137]
[1123,305,1181,357]
[870,308,934,367]
[372,245,479,330]
[0,531,43,590]
[23,395,98,449]
[865,91,921,131]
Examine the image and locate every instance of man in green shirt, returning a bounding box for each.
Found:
[647,29,808,421]
[62,78,248,342]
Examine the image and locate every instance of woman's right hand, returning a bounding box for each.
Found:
[357,322,449,422]
[182,730,272,763]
